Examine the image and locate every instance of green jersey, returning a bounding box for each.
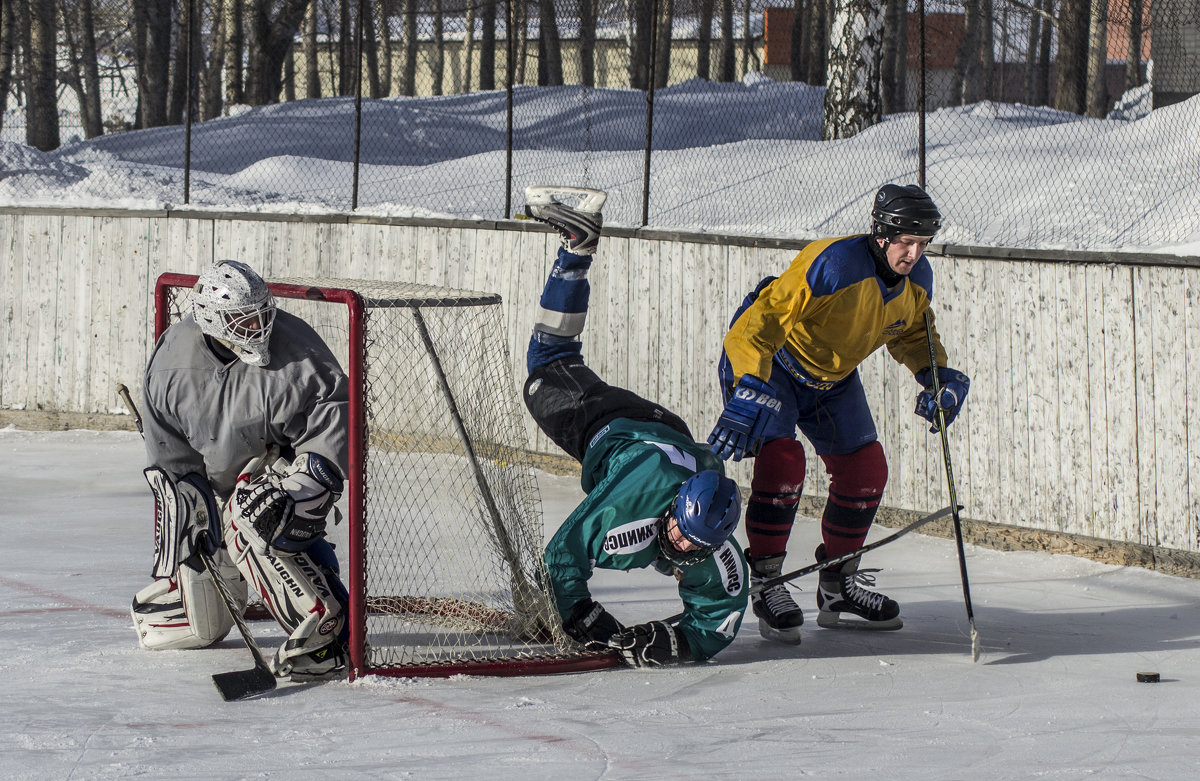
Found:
[545,418,749,661]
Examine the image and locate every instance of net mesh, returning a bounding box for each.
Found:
[161,275,610,675]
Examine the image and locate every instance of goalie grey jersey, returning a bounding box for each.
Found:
[142,312,349,496]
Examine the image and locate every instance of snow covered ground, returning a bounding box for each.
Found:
[2,78,1198,254]
[3,427,1199,780]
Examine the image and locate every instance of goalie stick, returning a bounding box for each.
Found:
[664,505,955,624]
[118,384,278,700]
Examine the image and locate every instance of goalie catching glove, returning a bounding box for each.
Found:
[608,621,693,667]
[230,452,344,557]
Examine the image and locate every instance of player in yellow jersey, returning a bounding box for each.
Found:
[708,184,970,643]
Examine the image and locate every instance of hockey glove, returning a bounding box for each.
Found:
[915,366,971,432]
[708,374,783,461]
[232,453,344,557]
[608,621,693,668]
[563,599,625,650]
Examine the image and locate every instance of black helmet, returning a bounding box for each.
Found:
[871,184,942,240]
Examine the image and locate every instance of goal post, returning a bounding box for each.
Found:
[153,273,619,678]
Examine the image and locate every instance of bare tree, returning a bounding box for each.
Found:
[201,0,227,119]
[1085,0,1108,116]
[479,0,497,89]
[133,0,171,128]
[1034,0,1051,105]
[696,0,713,79]
[337,0,351,94]
[59,0,106,138]
[801,0,827,85]
[461,0,477,92]
[627,0,653,90]
[717,0,734,82]
[226,0,244,106]
[362,0,381,98]
[0,0,17,132]
[1053,0,1089,114]
[431,0,444,95]
[951,0,983,104]
[303,0,320,97]
[823,0,883,141]
[579,0,597,86]
[1124,0,1144,91]
[653,0,673,89]
[880,0,907,112]
[537,0,563,85]
[401,0,417,95]
[243,0,315,105]
[24,0,60,148]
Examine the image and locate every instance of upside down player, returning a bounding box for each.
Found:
[708,184,970,643]
[130,260,352,681]
[521,186,749,667]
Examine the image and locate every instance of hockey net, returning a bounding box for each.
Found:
[155,274,618,678]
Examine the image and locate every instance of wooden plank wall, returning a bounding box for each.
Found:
[2,209,1197,554]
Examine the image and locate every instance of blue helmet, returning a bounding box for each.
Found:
[658,471,742,566]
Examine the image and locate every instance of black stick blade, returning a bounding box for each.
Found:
[212,664,277,701]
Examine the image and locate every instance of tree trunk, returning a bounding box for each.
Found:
[803,0,827,85]
[1053,0,1089,113]
[480,0,496,90]
[338,0,352,94]
[980,0,994,100]
[823,0,883,141]
[697,0,713,80]
[363,1,381,98]
[304,0,320,97]
[717,0,734,82]
[244,0,315,105]
[880,0,905,112]
[25,0,60,148]
[654,0,673,89]
[1085,0,1108,117]
[461,0,477,92]
[626,0,652,90]
[951,0,982,105]
[134,0,172,128]
[0,0,18,133]
[432,0,444,95]
[226,0,244,106]
[537,0,563,85]
[60,0,106,138]
[402,0,417,95]
[579,0,597,87]
[1035,0,1051,105]
[1125,0,1143,90]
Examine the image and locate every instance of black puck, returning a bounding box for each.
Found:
[1136,672,1160,683]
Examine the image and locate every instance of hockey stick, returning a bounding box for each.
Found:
[117,384,278,699]
[665,505,954,624]
[923,312,981,662]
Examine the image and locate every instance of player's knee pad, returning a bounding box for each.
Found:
[751,437,807,496]
[131,552,246,650]
[820,441,888,500]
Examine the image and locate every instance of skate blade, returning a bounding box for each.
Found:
[524,185,607,213]
[816,611,903,630]
[758,620,803,645]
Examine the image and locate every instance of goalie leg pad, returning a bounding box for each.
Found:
[225,524,348,680]
[131,551,246,650]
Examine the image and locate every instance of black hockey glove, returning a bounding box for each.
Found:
[563,599,625,650]
[232,479,316,557]
[608,621,693,668]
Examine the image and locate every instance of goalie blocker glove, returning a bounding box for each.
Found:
[608,621,693,667]
[231,452,344,557]
[708,374,783,461]
[914,366,971,432]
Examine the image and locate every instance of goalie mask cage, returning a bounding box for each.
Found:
[154,273,619,679]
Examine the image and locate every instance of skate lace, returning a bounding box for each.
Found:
[762,583,800,613]
[843,569,885,611]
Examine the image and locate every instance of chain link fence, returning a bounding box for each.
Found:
[1,0,1197,248]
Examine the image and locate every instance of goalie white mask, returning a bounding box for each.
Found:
[192,260,277,366]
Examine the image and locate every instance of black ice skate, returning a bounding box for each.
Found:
[748,553,804,644]
[524,185,606,255]
[815,544,902,630]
